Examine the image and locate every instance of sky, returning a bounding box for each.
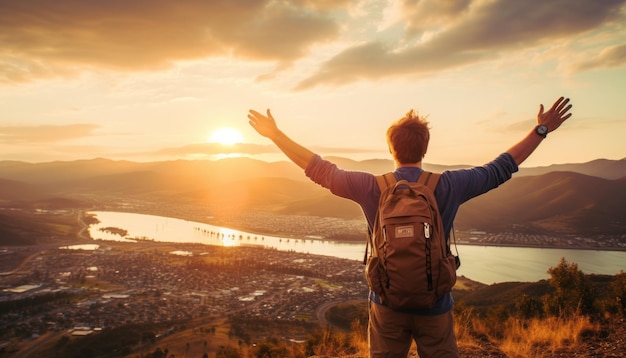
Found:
[1,0,625,168]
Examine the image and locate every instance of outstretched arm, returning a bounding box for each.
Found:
[507,97,573,165]
[248,109,315,170]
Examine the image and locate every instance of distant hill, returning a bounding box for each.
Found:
[0,157,624,238]
[0,206,87,245]
[0,157,305,186]
[0,178,47,202]
[455,172,626,235]
[0,157,624,185]
[516,158,626,180]
[324,156,626,180]
[0,212,38,245]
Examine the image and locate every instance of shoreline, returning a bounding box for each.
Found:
[453,241,626,252]
[84,209,626,253]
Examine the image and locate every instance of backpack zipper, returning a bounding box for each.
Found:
[424,222,433,290]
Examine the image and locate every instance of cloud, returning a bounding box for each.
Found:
[2,0,624,87]
[0,123,99,143]
[570,43,626,72]
[0,0,344,83]
[296,0,626,89]
[401,0,472,38]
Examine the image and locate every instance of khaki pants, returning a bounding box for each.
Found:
[368,302,459,358]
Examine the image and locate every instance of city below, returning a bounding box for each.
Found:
[0,240,368,355]
[0,206,624,356]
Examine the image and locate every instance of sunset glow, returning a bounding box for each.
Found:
[0,1,624,166]
[208,128,244,146]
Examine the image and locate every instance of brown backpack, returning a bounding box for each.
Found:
[365,171,457,310]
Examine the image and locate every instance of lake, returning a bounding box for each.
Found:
[87,211,625,284]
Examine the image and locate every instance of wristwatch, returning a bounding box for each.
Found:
[535,124,548,138]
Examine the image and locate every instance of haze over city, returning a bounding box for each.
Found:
[1,0,625,167]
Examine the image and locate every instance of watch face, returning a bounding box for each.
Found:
[537,125,548,136]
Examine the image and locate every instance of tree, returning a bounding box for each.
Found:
[545,258,594,316]
[612,270,626,315]
[515,294,544,319]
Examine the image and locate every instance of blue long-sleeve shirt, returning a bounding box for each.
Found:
[305,153,519,314]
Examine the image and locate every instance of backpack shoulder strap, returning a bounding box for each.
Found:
[365,172,397,264]
[377,171,441,191]
[375,172,397,192]
[418,171,454,255]
[417,171,440,192]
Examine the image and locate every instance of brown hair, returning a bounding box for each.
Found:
[386,109,430,164]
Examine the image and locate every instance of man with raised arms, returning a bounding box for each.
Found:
[247,97,573,357]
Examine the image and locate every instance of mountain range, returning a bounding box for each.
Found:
[0,157,625,238]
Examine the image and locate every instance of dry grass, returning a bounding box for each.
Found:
[348,320,369,356]
[454,307,482,349]
[497,315,598,358]
[111,310,604,358]
[468,315,600,358]
[318,312,598,357]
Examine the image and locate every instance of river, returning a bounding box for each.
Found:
[87,211,625,284]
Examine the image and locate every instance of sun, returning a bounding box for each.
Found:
[208,127,244,146]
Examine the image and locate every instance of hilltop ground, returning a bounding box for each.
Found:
[1,239,624,358]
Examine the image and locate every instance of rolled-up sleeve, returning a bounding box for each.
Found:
[304,155,373,200]
[447,152,518,203]
[436,153,519,235]
[305,155,380,225]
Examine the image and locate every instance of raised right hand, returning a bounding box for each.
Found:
[248,109,281,140]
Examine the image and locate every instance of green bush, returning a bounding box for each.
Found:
[545,258,595,316]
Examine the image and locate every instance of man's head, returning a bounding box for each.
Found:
[386,109,430,165]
